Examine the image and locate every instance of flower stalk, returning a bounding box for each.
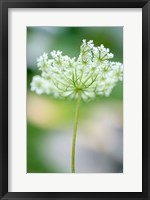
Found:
[72,93,81,173]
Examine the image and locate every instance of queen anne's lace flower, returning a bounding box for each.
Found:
[31,40,123,101]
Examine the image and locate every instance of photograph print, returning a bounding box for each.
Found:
[27,27,123,173]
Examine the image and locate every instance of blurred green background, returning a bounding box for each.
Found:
[27,27,123,173]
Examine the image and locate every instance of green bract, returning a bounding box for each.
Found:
[31,40,123,101]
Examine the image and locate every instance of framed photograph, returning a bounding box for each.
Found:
[0,0,149,199]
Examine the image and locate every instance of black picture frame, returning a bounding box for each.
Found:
[0,0,149,199]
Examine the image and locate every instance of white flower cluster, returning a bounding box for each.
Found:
[31,40,123,101]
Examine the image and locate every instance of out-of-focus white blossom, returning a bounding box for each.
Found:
[31,40,123,101]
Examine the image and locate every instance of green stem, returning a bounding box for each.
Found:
[71,93,81,173]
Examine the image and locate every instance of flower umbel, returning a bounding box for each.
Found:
[30,40,123,173]
[31,40,123,101]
